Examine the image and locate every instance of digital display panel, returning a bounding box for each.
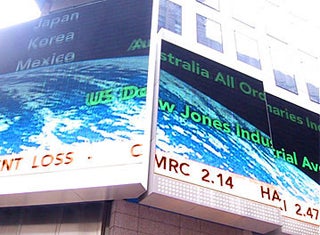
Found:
[153,40,319,227]
[0,0,152,205]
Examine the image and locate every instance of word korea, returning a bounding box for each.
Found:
[27,32,75,51]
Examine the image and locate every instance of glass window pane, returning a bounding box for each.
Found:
[235,31,261,69]
[273,70,298,94]
[197,14,223,52]
[196,0,220,11]
[158,0,182,35]
[269,43,298,94]
[307,83,320,103]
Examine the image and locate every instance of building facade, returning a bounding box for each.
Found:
[0,0,319,234]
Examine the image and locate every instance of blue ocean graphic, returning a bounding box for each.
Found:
[0,56,148,155]
[157,70,319,204]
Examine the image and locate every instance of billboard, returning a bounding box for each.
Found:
[143,40,319,232]
[0,0,152,205]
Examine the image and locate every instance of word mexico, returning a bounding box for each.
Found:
[15,11,80,71]
[16,52,75,71]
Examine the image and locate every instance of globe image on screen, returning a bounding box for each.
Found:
[0,56,318,206]
[0,56,148,159]
[156,70,319,205]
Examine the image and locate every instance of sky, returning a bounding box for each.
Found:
[0,0,41,29]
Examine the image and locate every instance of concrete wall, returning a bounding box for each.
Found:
[109,200,254,235]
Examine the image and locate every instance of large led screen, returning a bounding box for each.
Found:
[0,0,152,205]
[154,40,319,226]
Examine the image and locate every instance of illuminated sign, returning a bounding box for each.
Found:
[266,94,319,183]
[144,40,319,231]
[0,0,152,205]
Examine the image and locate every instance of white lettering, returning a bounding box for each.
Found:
[16,52,76,71]
[28,32,75,51]
[34,12,80,30]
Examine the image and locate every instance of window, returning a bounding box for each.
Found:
[235,31,261,69]
[307,83,320,103]
[273,70,298,94]
[197,14,223,52]
[296,52,320,103]
[269,43,298,94]
[158,0,182,35]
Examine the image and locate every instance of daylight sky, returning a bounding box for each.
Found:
[0,0,41,29]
